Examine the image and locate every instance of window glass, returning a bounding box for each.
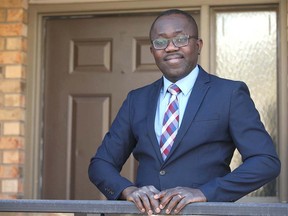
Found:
[215,11,277,196]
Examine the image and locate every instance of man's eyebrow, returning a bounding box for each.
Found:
[156,30,185,37]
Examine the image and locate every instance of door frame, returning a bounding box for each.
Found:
[26,0,288,202]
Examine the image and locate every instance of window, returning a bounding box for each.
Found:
[213,9,278,197]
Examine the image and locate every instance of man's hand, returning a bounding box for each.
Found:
[121,186,161,215]
[154,187,207,214]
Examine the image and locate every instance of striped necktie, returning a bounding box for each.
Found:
[160,84,181,160]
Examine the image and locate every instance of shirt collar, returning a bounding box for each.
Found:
[162,65,199,96]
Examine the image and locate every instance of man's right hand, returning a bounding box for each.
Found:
[121,186,161,215]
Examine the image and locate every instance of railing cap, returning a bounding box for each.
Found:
[0,199,287,215]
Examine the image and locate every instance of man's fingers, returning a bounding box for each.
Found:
[157,189,178,209]
[148,185,160,194]
[173,198,187,214]
[154,190,166,199]
[138,192,153,215]
[156,187,207,214]
[136,192,159,215]
[127,193,145,213]
[165,193,184,214]
[126,186,161,215]
[148,193,161,213]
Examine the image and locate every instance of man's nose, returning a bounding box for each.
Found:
[165,40,179,52]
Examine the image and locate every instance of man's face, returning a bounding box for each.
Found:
[150,14,203,83]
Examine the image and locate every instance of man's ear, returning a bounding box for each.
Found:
[197,38,203,55]
[150,45,153,54]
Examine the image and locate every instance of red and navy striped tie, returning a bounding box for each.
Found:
[160,84,181,160]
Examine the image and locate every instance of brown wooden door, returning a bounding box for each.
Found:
[43,12,200,200]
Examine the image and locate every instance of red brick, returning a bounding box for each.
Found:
[6,37,27,51]
[0,9,6,22]
[0,51,26,64]
[0,0,28,9]
[0,38,5,51]
[3,122,24,136]
[0,165,20,178]
[3,150,24,164]
[0,194,17,199]
[7,9,27,23]
[0,94,4,106]
[0,23,27,37]
[0,80,25,93]
[0,108,25,121]
[0,137,24,149]
[2,179,18,192]
[4,94,25,107]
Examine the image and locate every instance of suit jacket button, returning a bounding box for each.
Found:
[160,170,166,175]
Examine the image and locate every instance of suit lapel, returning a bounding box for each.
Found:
[146,79,164,163]
[165,68,211,163]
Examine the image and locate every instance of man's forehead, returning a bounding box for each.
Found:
[152,14,191,35]
[154,13,189,25]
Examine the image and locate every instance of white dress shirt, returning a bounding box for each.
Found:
[154,65,199,144]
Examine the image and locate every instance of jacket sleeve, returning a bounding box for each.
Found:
[199,82,281,202]
[88,91,136,200]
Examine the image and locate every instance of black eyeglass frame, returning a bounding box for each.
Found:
[151,35,199,50]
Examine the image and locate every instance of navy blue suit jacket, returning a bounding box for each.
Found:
[89,66,280,202]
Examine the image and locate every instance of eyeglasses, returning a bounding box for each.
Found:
[152,35,198,50]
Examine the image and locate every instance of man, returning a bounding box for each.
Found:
[89,9,280,215]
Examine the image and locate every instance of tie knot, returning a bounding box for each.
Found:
[168,84,181,96]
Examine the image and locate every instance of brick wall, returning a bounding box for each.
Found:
[0,0,27,199]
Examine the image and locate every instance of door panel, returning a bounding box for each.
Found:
[43,13,200,199]
[70,95,110,199]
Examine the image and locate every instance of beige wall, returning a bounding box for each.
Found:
[0,0,286,199]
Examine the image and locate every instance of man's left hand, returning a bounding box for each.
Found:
[154,187,207,214]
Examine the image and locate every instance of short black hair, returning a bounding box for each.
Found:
[149,9,199,40]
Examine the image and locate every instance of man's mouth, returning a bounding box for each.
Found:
[164,54,184,63]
